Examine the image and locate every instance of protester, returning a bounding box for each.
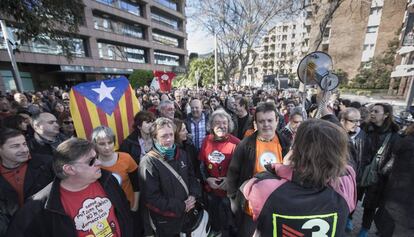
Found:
[280,107,304,142]
[173,119,201,182]
[7,138,134,237]
[158,100,176,120]
[185,99,208,151]
[138,118,201,236]
[358,103,400,237]
[119,111,155,164]
[375,123,414,236]
[227,102,290,237]
[198,109,240,236]
[0,128,54,237]
[242,119,356,236]
[57,112,75,139]
[27,112,66,156]
[234,97,253,140]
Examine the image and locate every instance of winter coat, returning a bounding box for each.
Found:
[6,170,133,237]
[118,130,143,164]
[227,131,290,215]
[362,123,400,209]
[375,134,414,236]
[0,154,53,237]
[138,148,201,235]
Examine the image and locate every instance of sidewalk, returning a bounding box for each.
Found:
[345,201,377,237]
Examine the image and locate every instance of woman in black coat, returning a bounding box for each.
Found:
[358,103,400,237]
[375,123,414,236]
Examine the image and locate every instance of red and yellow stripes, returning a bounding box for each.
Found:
[69,85,140,149]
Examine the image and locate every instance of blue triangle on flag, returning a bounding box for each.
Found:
[73,76,129,115]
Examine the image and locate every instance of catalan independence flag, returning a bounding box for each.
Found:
[69,76,140,148]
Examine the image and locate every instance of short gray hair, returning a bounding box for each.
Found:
[207,109,234,133]
[157,100,174,112]
[91,126,116,144]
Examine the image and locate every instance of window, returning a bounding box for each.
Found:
[282,35,287,41]
[95,0,141,16]
[93,16,144,39]
[154,51,180,66]
[151,12,179,30]
[120,0,141,16]
[367,26,378,33]
[154,0,178,11]
[152,32,180,47]
[283,26,288,32]
[292,34,295,39]
[97,42,146,63]
[0,27,86,57]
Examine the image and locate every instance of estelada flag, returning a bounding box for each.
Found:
[69,76,140,148]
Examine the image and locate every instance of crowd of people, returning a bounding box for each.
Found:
[0,84,413,237]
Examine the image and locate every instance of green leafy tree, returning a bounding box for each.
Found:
[0,0,84,59]
[174,57,216,87]
[333,69,349,87]
[128,70,153,89]
[351,37,399,89]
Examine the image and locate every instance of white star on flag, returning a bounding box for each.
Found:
[92,82,115,102]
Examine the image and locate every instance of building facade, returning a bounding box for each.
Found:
[308,0,406,80]
[244,15,310,87]
[0,0,187,92]
[390,0,414,106]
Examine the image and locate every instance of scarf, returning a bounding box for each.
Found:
[154,141,176,160]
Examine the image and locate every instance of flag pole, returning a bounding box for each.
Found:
[214,33,218,91]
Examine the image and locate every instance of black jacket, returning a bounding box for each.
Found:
[27,133,66,156]
[0,154,53,237]
[118,130,142,164]
[138,148,201,235]
[362,123,400,209]
[6,170,133,237]
[227,131,290,214]
[375,134,414,235]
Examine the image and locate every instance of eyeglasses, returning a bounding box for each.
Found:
[63,121,73,125]
[346,119,362,124]
[73,156,97,167]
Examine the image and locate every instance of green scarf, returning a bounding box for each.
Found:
[154,141,176,160]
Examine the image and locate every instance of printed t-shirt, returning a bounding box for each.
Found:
[254,136,283,174]
[60,181,121,237]
[100,152,138,208]
[245,136,283,216]
[198,134,240,196]
[0,162,28,207]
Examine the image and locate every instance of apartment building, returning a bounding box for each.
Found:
[244,15,310,87]
[308,0,406,80]
[390,0,414,105]
[0,0,187,91]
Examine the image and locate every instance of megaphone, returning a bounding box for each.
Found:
[297,51,339,91]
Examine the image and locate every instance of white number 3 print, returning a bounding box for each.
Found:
[301,219,330,237]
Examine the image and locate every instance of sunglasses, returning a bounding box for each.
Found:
[73,156,97,167]
[63,121,74,125]
[346,119,362,124]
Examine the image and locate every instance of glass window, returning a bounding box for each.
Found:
[98,42,146,63]
[0,27,86,57]
[119,0,141,16]
[154,0,178,11]
[151,13,179,30]
[154,51,179,66]
[366,26,378,33]
[93,16,144,39]
[152,32,179,47]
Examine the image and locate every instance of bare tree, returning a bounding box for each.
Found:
[190,0,302,83]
